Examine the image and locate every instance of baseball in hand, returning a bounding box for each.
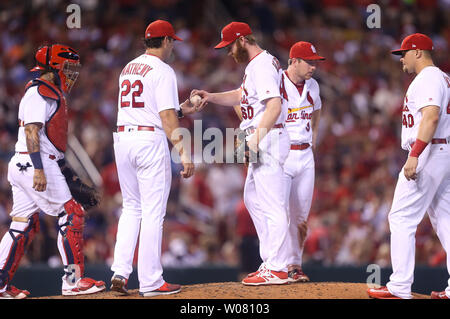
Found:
[190,95,202,107]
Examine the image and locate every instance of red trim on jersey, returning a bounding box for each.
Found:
[307,91,314,105]
[284,70,305,96]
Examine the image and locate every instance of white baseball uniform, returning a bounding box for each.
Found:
[7,87,70,217]
[386,66,450,299]
[111,53,179,293]
[240,50,291,272]
[280,71,322,267]
[0,86,73,293]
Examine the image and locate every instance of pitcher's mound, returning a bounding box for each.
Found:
[35,282,430,299]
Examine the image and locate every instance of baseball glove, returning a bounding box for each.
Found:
[57,159,100,210]
[234,129,259,165]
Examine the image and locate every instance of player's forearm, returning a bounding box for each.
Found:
[416,106,440,143]
[253,97,281,144]
[209,89,241,106]
[25,123,45,170]
[311,110,321,147]
[409,106,440,158]
[233,105,243,121]
[25,123,42,153]
[160,109,190,157]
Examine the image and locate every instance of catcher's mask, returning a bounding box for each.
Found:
[31,44,81,93]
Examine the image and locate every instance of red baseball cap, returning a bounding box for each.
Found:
[145,20,182,41]
[214,22,252,49]
[289,41,325,60]
[391,33,433,55]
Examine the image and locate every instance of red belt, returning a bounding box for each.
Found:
[245,123,284,135]
[18,152,56,160]
[431,138,447,144]
[290,143,310,150]
[411,138,448,148]
[117,125,155,132]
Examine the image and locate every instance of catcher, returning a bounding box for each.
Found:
[0,44,105,298]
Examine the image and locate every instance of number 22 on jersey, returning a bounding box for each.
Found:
[120,79,144,108]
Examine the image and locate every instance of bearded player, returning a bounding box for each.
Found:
[367,33,450,299]
[192,22,291,285]
[0,44,106,298]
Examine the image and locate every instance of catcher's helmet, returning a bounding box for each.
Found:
[31,44,81,93]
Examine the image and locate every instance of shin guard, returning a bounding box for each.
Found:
[58,199,85,278]
[0,213,40,289]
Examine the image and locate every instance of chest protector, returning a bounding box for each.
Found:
[25,79,68,152]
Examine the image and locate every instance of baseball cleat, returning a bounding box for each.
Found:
[367,286,401,299]
[245,264,267,278]
[110,274,129,295]
[431,291,449,299]
[242,269,289,286]
[62,277,106,296]
[139,282,181,297]
[287,268,310,283]
[0,285,30,299]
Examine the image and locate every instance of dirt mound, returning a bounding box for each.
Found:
[34,282,430,299]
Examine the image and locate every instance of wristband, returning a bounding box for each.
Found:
[177,109,184,118]
[410,139,428,158]
[29,152,43,169]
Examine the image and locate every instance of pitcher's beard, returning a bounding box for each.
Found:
[232,42,249,64]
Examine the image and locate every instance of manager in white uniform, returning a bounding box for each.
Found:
[110,20,195,297]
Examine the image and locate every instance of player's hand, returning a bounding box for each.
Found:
[180,99,197,115]
[247,136,259,154]
[33,169,47,192]
[244,137,259,165]
[190,89,209,111]
[180,153,195,178]
[403,156,419,181]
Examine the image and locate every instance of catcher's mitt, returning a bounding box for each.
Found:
[57,159,100,210]
[234,129,259,165]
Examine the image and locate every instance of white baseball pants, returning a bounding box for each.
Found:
[386,143,450,299]
[243,128,290,272]
[6,153,71,218]
[282,146,315,267]
[0,153,72,292]
[111,129,171,293]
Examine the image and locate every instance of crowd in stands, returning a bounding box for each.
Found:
[1,0,449,274]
